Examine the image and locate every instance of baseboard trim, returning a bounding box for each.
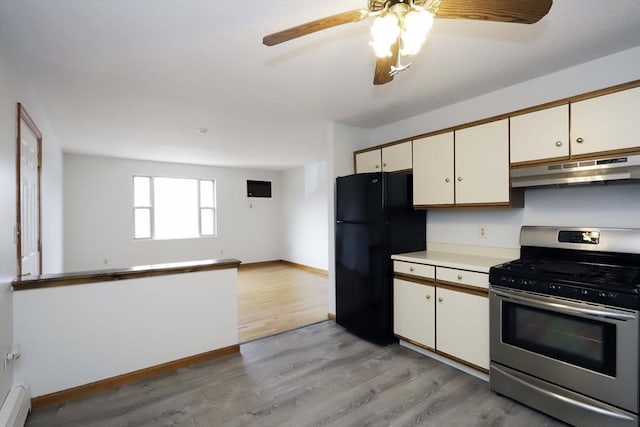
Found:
[239,260,328,276]
[279,260,328,276]
[238,260,283,270]
[31,344,240,410]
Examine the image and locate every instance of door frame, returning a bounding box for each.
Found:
[16,102,43,278]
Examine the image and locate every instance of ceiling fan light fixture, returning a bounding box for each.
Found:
[400,7,434,56]
[370,12,400,57]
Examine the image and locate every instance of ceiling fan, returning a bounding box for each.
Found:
[263,0,553,85]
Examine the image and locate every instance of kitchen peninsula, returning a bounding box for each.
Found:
[11,258,240,408]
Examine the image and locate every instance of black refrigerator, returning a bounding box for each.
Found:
[335,172,426,345]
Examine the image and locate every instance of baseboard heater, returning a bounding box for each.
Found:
[0,382,31,427]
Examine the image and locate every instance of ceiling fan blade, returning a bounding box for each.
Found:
[263,9,368,46]
[435,0,552,24]
[373,37,400,86]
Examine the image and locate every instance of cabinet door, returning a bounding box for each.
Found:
[436,287,489,370]
[393,278,435,349]
[510,105,569,164]
[412,132,454,206]
[455,119,510,205]
[382,141,412,172]
[571,86,640,157]
[355,149,382,173]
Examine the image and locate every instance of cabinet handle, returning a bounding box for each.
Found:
[375,164,380,169]
[426,294,431,300]
[445,178,450,183]
[438,297,444,303]
[383,163,388,167]
[457,177,463,182]
[555,141,562,147]
[576,137,584,144]
[409,266,415,272]
[457,274,463,280]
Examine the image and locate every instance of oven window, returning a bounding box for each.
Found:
[502,302,616,376]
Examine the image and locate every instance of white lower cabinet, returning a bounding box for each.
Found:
[393,262,490,371]
[393,278,435,350]
[435,287,489,370]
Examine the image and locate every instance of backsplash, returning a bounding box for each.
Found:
[427,183,640,248]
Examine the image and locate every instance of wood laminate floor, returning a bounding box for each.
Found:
[237,262,328,342]
[26,321,567,427]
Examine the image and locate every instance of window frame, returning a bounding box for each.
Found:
[133,175,216,240]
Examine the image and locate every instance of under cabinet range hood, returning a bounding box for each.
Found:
[511,154,640,188]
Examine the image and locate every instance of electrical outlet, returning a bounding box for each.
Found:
[479,225,487,239]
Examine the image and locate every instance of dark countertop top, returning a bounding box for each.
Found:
[12,258,241,291]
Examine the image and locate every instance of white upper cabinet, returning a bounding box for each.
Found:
[413,132,455,206]
[571,86,640,157]
[455,119,510,205]
[510,105,569,164]
[413,121,511,207]
[354,149,382,173]
[355,141,412,173]
[381,141,412,172]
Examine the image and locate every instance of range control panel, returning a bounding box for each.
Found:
[489,272,637,310]
[558,230,600,245]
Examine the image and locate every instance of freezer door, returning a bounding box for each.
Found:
[335,222,394,345]
[336,173,384,223]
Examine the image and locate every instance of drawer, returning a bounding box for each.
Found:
[394,261,435,279]
[437,267,489,290]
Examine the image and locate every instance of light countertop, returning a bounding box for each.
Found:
[392,249,517,273]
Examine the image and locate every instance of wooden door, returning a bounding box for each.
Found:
[354,149,382,173]
[413,132,454,206]
[571,86,640,157]
[510,105,569,164]
[455,119,509,205]
[393,278,435,349]
[436,287,489,370]
[381,141,412,172]
[16,103,42,278]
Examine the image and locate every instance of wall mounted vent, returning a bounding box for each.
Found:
[247,180,272,198]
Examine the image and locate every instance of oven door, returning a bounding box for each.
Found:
[490,286,638,413]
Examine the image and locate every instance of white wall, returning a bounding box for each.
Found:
[64,154,283,271]
[427,184,640,248]
[327,122,371,314]
[0,40,64,405]
[14,268,238,397]
[281,161,329,270]
[326,47,640,312]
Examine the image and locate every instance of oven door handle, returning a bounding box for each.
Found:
[492,290,637,321]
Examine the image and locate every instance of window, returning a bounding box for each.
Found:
[133,176,216,240]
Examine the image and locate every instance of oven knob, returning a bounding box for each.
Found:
[599,291,607,299]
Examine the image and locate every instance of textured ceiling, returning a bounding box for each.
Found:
[0,0,639,170]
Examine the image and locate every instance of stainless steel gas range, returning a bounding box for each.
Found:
[489,226,640,427]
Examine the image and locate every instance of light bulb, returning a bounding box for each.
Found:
[400,8,434,56]
[370,13,400,58]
